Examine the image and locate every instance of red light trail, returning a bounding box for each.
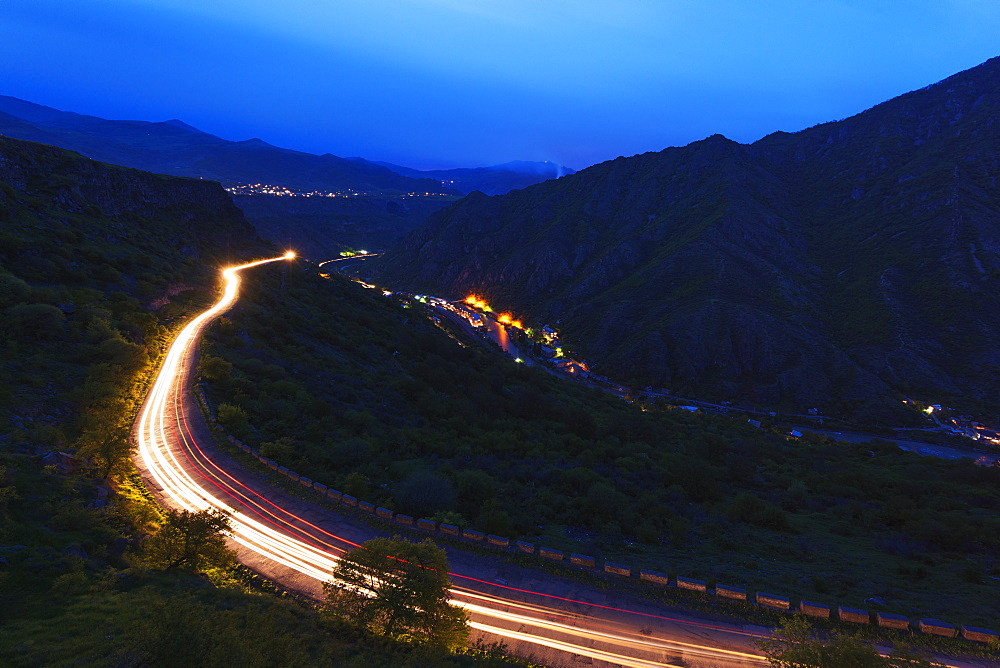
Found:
[133,254,780,666]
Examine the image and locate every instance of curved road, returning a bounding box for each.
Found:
[131,257,987,668]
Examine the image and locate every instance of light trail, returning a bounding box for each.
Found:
[468,621,684,668]
[132,253,773,667]
[457,599,766,663]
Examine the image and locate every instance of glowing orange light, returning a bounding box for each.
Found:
[498,313,512,325]
[465,294,478,305]
[284,250,296,259]
[474,300,488,310]
[511,320,523,329]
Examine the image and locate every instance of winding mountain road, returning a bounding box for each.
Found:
[130,256,987,668]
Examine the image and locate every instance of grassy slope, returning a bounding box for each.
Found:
[201,266,1000,628]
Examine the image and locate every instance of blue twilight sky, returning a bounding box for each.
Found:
[2,0,999,170]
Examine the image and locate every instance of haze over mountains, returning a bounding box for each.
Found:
[374,56,1000,421]
[373,160,576,196]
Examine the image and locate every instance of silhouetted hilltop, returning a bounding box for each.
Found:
[373,56,1000,420]
[0,95,449,195]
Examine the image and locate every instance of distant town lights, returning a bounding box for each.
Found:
[226,182,449,198]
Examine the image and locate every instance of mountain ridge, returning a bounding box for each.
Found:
[0,94,449,195]
[371,55,1000,420]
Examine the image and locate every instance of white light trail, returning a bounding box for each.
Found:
[132,254,772,667]
[136,254,336,580]
[468,621,684,668]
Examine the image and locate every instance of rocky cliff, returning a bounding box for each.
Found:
[373,56,1000,420]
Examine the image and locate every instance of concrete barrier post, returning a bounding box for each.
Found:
[838,607,869,624]
[639,569,669,585]
[919,619,956,638]
[715,584,747,601]
[799,601,830,619]
[539,547,563,561]
[516,540,535,554]
[755,593,790,610]
[961,626,999,643]
[676,577,707,593]
[876,613,910,630]
[604,562,631,577]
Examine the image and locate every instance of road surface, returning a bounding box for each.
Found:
[131,256,992,668]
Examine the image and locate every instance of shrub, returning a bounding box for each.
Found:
[5,302,66,340]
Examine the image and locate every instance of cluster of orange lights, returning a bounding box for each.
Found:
[465,295,523,329]
[464,294,488,309]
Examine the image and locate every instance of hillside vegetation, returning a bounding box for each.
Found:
[0,135,518,666]
[200,262,1000,627]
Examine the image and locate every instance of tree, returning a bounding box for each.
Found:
[0,271,30,308]
[217,402,250,438]
[144,508,236,572]
[323,536,468,648]
[757,617,946,668]
[200,355,233,382]
[5,302,65,340]
[76,398,132,479]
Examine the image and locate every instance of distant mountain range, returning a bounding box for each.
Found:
[0,95,446,195]
[0,95,575,258]
[372,56,1000,421]
[371,159,575,195]
[0,95,574,197]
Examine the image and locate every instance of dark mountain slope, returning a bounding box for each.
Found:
[373,56,1000,418]
[233,193,452,258]
[0,95,448,195]
[0,135,260,261]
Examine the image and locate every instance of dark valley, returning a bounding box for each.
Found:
[4,48,1000,667]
